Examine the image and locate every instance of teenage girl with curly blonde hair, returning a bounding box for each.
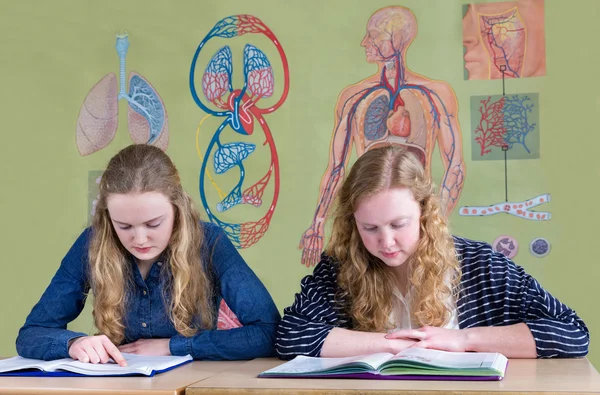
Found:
[277,146,588,359]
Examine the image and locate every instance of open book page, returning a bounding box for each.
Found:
[61,353,193,376]
[387,348,508,371]
[261,353,394,375]
[0,353,193,376]
[0,357,71,373]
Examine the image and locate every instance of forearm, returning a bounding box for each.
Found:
[464,323,536,358]
[321,328,412,358]
[170,322,277,360]
[16,327,88,360]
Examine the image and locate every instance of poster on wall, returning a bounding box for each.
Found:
[462,0,546,80]
[471,93,539,161]
[461,0,551,256]
[189,15,290,250]
[75,33,169,156]
[298,6,466,266]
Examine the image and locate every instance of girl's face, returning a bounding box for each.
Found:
[107,191,175,267]
[354,187,421,271]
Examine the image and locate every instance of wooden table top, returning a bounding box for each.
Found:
[186,357,600,395]
[0,360,243,395]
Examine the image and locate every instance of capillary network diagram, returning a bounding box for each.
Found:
[189,15,289,248]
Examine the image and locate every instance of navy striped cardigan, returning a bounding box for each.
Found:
[276,236,589,359]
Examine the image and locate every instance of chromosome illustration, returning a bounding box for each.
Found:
[189,15,290,249]
[493,235,518,259]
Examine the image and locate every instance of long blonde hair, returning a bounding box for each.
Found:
[89,144,214,344]
[326,146,460,332]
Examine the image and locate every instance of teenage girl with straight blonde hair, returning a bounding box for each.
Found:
[17,144,280,364]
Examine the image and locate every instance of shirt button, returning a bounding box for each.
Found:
[143,290,147,296]
[156,261,163,267]
[141,322,147,328]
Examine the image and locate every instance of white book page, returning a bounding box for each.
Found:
[0,356,71,373]
[262,353,394,375]
[62,353,193,376]
[391,348,506,370]
[490,353,509,372]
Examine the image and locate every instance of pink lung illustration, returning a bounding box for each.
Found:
[76,33,169,156]
[76,73,119,156]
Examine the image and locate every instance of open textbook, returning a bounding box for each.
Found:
[0,353,193,377]
[260,348,508,381]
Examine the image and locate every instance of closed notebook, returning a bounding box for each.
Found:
[0,353,193,377]
[259,348,508,381]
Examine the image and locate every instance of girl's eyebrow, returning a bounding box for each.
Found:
[112,215,164,226]
[357,216,410,227]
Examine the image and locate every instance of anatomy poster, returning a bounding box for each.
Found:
[189,15,290,250]
[298,6,466,266]
[76,33,169,156]
[463,0,546,80]
[471,93,539,160]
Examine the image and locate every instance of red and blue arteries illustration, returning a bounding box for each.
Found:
[76,33,169,155]
[189,15,290,249]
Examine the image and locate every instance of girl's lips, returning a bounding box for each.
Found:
[382,251,400,258]
[135,247,152,253]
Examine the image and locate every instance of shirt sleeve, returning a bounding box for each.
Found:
[275,254,349,360]
[458,239,589,358]
[521,274,590,358]
[16,229,91,360]
[169,223,281,360]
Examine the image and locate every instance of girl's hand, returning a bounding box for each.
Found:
[118,338,171,356]
[385,337,419,354]
[68,335,127,366]
[386,326,470,352]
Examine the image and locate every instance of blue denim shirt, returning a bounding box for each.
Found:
[16,222,281,360]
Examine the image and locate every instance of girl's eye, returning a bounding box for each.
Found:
[147,222,161,228]
[118,225,131,230]
[364,227,377,232]
[392,224,405,229]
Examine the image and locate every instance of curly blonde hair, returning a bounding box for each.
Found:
[326,146,460,332]
[89,144,214,345]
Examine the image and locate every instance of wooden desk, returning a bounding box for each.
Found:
[0,360,243,395]
[186,357,600,395]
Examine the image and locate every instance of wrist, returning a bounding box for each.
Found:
[67,336,84,349]
[463,328,479,352]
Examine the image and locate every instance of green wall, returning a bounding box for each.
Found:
[0,0,597,367]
